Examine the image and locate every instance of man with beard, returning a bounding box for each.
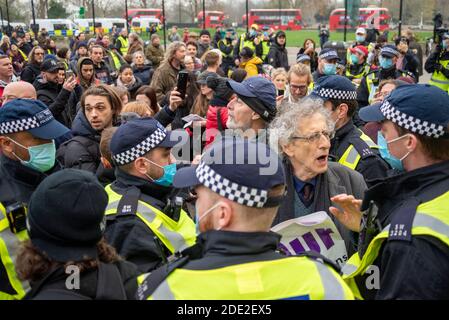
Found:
[34,59,77,127]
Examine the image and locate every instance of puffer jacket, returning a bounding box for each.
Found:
[240,56,264,78]
[56,111,101,174]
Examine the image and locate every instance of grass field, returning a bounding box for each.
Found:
[143,28,434,46]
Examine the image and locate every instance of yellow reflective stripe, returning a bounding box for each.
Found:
[429,77,449,85]
[149,257,353,300]
[314,261,348,300]
[151,278,175,300]
[338,145,361,170]
[413,213,449,246]
[0,227,29,299]
[104,185,194,254]
[359,130,379,149]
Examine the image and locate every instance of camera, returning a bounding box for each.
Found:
[435,27,448,45]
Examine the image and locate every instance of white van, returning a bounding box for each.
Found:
[29,19,77,36]
[74,18,127,34]
[131,17,161,34]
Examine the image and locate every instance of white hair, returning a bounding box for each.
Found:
[269,98,335,155]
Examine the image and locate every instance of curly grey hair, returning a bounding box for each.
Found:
[269,97,335,155]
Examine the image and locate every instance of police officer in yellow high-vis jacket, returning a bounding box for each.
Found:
[137,137,354,300]
[425,32,449,93]
[311,75,389,185]
[357,45,414,108]
[115,28,129,57]
[0,99,70,300]
[330,84,449,300]
[106,117,196,274]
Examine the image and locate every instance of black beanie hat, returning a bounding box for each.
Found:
[206,74,234,101]
[27,169,109,262]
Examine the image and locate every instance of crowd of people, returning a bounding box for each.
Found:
[0,22,449,301]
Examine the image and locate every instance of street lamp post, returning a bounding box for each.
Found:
[202,0,205,30]
[0,7,4,35]
[398,0,403,38]
[245,0,249,33]
[92,0,96,36]
[31,0,37,36]
[344,0,348,42]
[125,0,129,32]
[162,0,167,50]
[5,0,11,36]
[278,0,281,27]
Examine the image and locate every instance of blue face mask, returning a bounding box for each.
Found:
[10,138,56,173]
[356,35,366,43]
[377,132,410,171]
[379,57,394,69]
[323,63,337,75]
[250,30,257,37]
[350,54,359,65]
[195,202,221,234]
[144,159,177,187]
[442,41,448,49]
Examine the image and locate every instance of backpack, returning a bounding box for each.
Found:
[56,135,101,170]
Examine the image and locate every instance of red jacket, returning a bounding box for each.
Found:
[205,100,228,148]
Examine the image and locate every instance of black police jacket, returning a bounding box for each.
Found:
[24,260,138,300]
[0,155,60,207]
[356,67,413,108]
[330,121,390,186]
[104,168,180,273]
[356,161,449,300]
[175,230,285,271]
[424,47,449,75]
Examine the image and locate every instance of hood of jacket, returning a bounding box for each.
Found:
[274,31,287,48]
[71,110,101,139]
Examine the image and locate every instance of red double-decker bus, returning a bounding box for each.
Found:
[125,8,164,23]
[242,9,304,31]
[329,7,391,31]
[197,11,227,29]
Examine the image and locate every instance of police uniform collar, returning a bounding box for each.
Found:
[334,120,355,140]
[114,167,172,207]
[1,154,52,187]
[362,160,449,213]
[198,230,281,256]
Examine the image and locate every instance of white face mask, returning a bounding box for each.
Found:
[195,202,222,234]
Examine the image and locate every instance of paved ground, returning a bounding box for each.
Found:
[286,47,431,84]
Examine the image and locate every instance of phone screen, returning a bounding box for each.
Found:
[277,89,285,97]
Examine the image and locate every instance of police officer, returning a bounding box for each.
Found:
[136,137,354,300]
[233,24,263,67]
[260,25,271,62]
[18,169,138,300]
[217,28,236,77]
[331,84,449,299]
[425,32,449,93]
[346,45,371,87]
[311,75,389,185]
[115,28,129,57]
[0,99,70,300]
[312,48,339,83]
[357,45,414,108]
[105,118,196,273]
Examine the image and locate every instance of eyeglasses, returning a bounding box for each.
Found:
[290,84,308,91]
[34,52,44,56]
[290,130,334,143]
